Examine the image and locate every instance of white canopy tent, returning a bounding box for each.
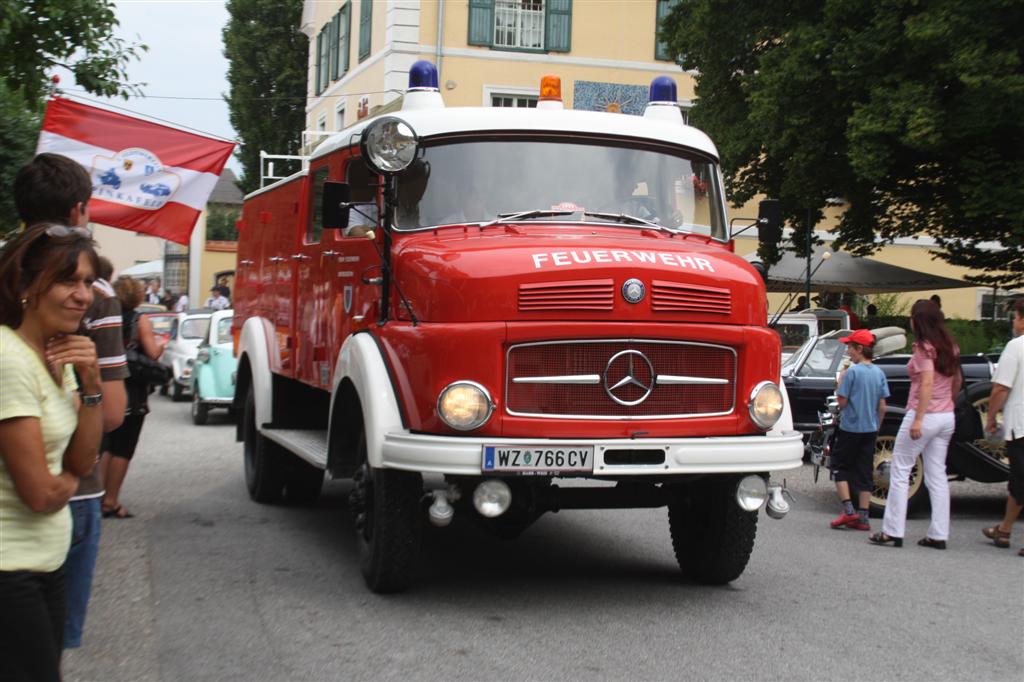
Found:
[118,258,163,280]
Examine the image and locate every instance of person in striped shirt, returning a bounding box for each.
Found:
[13,154,129,652]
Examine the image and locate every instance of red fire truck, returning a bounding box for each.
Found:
[232,62,802,592]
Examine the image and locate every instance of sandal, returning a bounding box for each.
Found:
[917,537,946,550]
[869,532,903,548]
[102,504,135,519]
[982,525,1011,548]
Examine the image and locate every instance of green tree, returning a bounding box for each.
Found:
[223,0,308,194]
[206,207,241,242]
[662,0,1024,287]
[0,0,144,232]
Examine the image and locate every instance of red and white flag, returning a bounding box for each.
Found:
[37,97,236,245]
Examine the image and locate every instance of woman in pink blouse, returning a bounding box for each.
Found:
[871,299,960,549]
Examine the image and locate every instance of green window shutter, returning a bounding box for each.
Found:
[655,0,679,61]
[341,2,351,75]
[468,0,494,46]
[329,13,340,81]
[315,31,324,95]
[359,0,372,61]
[545,0,572,53]
[318,24,330,93]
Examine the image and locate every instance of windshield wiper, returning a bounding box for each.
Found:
[490,209,576,225]
[583,211,689,235]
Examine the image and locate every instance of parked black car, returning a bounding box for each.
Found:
[783,330,1007,514]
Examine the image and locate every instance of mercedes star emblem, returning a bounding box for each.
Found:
[621,278,646,304]
[603,349,655,406]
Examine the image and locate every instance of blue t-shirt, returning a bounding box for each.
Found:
[837,362,890,433]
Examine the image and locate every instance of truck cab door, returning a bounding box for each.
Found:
[325,157,383,373]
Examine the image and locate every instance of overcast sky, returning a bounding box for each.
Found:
[65,0,242,174]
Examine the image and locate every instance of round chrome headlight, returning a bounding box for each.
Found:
[749,381,784,430]
[735,475,767,512]
[437,381,493,431]
[360,116,418,175]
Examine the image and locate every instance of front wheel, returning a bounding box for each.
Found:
[172,381,184,402]
[667,477,758,585]
[349,437,423,593]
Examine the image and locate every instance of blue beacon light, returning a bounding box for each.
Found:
[408,60,439,91]
[648,76,677,104]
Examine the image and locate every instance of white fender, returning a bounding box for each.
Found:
[237,316,277,429]
[329,332,405,468]
[768,380,794,436]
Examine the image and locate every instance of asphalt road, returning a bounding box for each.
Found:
[64,395,1023,681]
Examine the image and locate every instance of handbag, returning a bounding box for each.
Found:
[126,346,172,385]
[953,367,982,443]
[124,312,172,386]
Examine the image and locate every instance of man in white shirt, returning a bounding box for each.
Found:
[205,286,230,310]
[983,299,1024,555]
[173,293,189,312]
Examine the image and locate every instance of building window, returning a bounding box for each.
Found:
[359,0,372,61]
[494,0,544,49]
[317,114,327,133]
[335,104,346,130]
[491,94,538,108]
[981,291,1021,321]
[468,0,571,52]
[655,0,680,61]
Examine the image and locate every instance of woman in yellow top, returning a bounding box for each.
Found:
[0,223,104,681]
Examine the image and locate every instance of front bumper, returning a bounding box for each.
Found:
[381,430,804,476]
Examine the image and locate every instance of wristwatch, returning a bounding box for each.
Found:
[80,392,103,407]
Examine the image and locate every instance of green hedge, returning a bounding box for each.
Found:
[863,315,1012,355]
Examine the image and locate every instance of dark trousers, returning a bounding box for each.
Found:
[0,566,65,682]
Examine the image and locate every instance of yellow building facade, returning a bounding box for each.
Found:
[298,0,1016,321]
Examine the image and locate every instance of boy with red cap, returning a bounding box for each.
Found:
[830,328,890,530]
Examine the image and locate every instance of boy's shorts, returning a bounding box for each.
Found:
[830,430,876,494]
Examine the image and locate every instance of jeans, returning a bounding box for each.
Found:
[63,497,102,649]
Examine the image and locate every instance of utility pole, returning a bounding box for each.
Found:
[806,207,813,305]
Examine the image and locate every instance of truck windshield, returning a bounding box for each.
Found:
[393,138,727,240]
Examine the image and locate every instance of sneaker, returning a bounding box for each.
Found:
[846,519,871,531]
[830,512,860,529]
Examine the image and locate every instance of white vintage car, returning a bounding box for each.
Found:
[159,310,212,400]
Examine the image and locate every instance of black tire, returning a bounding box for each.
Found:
[283,458,323,505]
[191,392,209,425]
[242,387,286,503]
[350,434,423,593]
[667,477,758,585]
[172,381,184,402]
[159,382,169,396]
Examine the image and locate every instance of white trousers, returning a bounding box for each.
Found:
[881,410,955,541]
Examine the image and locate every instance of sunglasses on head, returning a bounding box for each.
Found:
[44,224,91,239]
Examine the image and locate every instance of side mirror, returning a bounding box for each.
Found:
[757,199,782,247]
[323,181,351,230]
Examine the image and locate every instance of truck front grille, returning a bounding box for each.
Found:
[505,339,736,419]
[651,280,731,314]
[518,279,614,312]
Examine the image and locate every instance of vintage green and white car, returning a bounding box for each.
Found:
[190,309,238,425]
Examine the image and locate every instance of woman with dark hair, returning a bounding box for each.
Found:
[99,276,163,519]
[871,299,960,549]
[0,223,104,680]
